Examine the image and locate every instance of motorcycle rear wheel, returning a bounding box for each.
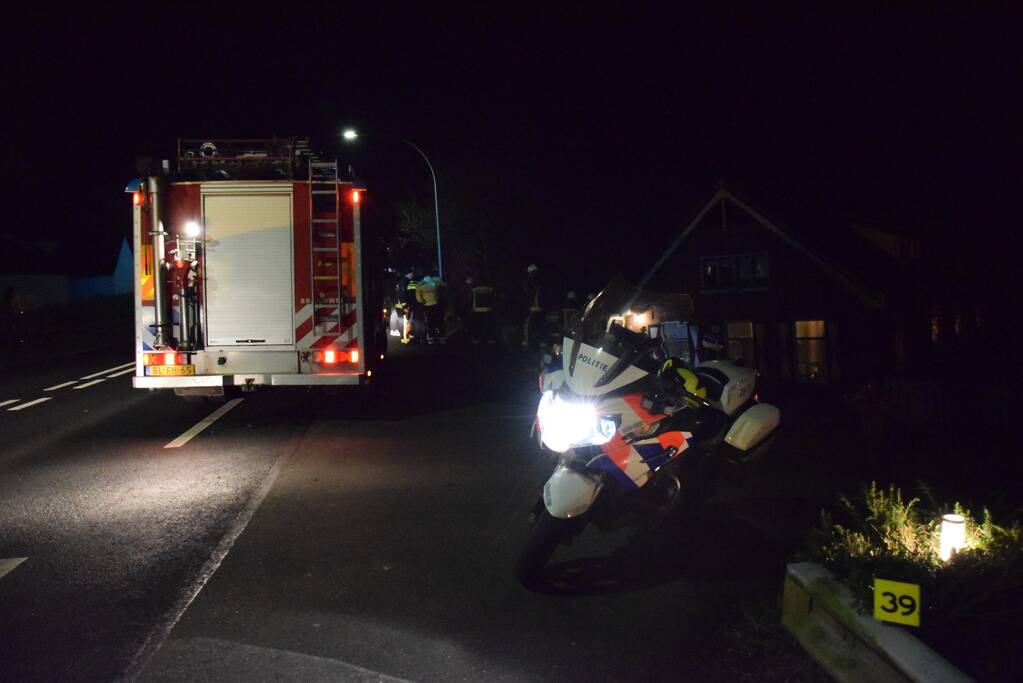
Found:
[515,509,584,587]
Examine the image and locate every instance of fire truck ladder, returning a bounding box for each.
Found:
[309,160,342,335]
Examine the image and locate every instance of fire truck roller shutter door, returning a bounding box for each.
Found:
[203,192,295,346]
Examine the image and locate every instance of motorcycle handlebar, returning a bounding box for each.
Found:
[676,386,717,412]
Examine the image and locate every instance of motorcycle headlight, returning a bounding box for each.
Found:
[536,391,617,453]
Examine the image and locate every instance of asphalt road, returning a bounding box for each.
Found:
[1,337,820,682]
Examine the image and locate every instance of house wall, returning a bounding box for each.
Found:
[2,240,133,309]
[71,275,116,301]
[0,274,71,310]
[648,210,897,383]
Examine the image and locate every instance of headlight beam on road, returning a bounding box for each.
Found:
[165,398,245,449]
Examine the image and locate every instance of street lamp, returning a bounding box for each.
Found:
[342,128,443,280]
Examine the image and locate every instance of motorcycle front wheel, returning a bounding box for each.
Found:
[515,509,585,587]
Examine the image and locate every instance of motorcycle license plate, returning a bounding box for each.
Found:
[148,365,196,377]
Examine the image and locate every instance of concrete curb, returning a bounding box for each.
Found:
[782,562,972,683]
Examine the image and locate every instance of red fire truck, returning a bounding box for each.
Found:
[125,138,382,398]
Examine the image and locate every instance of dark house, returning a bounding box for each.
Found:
[0,234,132,310]
[642,186,928,385]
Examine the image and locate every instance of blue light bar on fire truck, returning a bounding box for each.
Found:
[125,178,143,207]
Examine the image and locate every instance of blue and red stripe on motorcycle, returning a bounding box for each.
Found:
[596,392,691,489]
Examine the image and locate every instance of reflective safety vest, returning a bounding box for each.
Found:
[416,279,440,306]
[471,286,494,313]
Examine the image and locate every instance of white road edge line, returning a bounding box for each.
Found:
[45,380,79,391]
[123,415,307,681]
[0,557,27,580]
[164,398,244,449]
[73,379,107,390]
[0,399,20,408]
[8,397,52,412]
[80,362,134,380]
[106,368,136,378]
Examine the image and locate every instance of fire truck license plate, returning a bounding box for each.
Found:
[148,365,196,377]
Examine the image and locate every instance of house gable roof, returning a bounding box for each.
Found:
[640,185,885,309]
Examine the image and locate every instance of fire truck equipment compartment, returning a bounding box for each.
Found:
[202,191,294,347]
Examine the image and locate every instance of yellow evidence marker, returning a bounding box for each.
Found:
[873,578,921,627]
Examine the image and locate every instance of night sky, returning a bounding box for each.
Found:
[3,7,1019,290]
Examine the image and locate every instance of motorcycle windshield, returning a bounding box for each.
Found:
[566,277,693,392]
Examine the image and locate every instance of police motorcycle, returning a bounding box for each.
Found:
[516,278,781,586]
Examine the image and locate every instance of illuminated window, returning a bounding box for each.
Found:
[727,321,754,366]
[795,320,827,382]
[660,321,696,365]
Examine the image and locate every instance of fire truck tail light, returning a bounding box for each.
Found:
[133,192,142,206]
[351,190,360,204]
[313,349,357,365]
[145,353,184,366]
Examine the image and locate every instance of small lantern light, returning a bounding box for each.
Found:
[940,513,966,562]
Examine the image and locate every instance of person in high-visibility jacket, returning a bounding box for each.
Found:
[416,273,446,345]
[400,270,418,344]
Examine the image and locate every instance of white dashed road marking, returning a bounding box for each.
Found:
[8,398,52,412]
[0,399,20,408]
[44,381,79,391]
[165,398,244,449]
[73,379,106,390]
[106,367,136,378]
[80,362,134,380]
[0,557,27,580]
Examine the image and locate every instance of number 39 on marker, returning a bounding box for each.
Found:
[873,578,921,627]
